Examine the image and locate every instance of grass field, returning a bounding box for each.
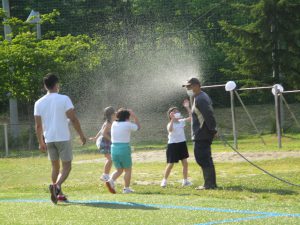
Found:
[1,135,300,224]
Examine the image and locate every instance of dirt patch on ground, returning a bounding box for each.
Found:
[74,150,300,164]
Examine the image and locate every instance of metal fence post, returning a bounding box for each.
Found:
[4,123,9,156]
[230,90,238,149]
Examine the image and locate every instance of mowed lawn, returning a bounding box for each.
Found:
[1,148,300,225]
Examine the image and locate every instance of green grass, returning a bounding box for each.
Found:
[2,133,300,158]
[1,150,300,224]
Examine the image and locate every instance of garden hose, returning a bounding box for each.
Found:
[218,134,300,188]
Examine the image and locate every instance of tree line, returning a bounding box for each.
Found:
[0,0,299,109]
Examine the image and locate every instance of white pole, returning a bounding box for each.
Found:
[4,123,9,156]
[37,23,41,39]
[274,86,282,148]
[2,0,12,41]
[201,84,226,89]
[230,90,238,149]
[238,86,273,91]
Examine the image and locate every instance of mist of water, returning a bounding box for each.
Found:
[74,44,203,142]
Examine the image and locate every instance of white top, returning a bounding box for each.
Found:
[167,119,186,144]
[111,121,138,143]
[34,93,74,143]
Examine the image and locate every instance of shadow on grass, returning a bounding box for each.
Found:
[222,185,297,195]
[60,201,158,210]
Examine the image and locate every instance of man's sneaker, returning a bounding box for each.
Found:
[182,180,192,187]
[105,179,116,194]
[160,179,167,187]
[122,187,134,194]
[195,185,217,190]
[57,194,68,202]
[100,174,110,182]
[49,184,58,204]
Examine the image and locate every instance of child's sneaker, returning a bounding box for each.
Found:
[160,179,167,187]
[182,180,192,187]
[105,179,116,194]
[100,174,110,182]
[122,187,134,194]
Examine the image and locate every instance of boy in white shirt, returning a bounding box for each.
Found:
[34,73,86,204]
[161,100,192,187]
[105,108,140,194]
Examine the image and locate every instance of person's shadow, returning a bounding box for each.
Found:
[59,200,158,210]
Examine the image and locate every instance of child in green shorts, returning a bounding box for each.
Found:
[105,108,140,194]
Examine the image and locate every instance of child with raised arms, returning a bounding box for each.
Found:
[161,99,192,187]
[105,108,140,194]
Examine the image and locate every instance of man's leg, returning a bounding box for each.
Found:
[51,160,60,184]
[194,140,217,189]
[56,160,72,188]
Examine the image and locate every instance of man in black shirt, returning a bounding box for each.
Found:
[183,77,217,189]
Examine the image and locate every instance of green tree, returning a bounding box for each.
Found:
[218,0,300,89]
[0,10,109,105]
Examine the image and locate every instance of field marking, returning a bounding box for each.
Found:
[0,198,300,224]
[195,215,280,225]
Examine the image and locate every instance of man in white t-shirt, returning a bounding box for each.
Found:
[34,73,86,204]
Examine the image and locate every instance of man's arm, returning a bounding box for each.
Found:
[66,108,86,145]
[34,116,47,152]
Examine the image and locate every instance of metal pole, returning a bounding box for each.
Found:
[201,84,226,89]
[37,23,41,39]
[274,86,282,148]
[234,91,266,145]
[3,0,19,139]
[4,123,9,156]
[230,90,238,149]
[238,86,273,91]
[2,0,12,41]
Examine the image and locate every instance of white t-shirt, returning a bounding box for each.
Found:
[167,119,186,144]
[111,121,138,143]
[34,93,74,143]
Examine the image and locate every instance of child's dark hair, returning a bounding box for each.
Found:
[43,73,59,90]
[116,108,130,122]
[103,106,115,123]
[167,107,178,120]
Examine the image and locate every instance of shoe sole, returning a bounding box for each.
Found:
[49,185,58,204]
[105,181,116,194]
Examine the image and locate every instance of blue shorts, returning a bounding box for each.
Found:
[111,143,132,169]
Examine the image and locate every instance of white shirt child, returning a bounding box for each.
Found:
[111,121,138,143]
[167,119,186,144]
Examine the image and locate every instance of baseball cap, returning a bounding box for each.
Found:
[182,77,201,87]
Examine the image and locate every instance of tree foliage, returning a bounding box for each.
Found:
[218,0,300,89]
[0,10,109,104]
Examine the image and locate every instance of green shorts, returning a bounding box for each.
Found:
[46,141,73,162]
[111,143,132,169]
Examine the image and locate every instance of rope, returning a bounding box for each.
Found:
[218,134,300,188]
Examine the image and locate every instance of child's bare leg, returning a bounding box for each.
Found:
[163,163,174,180]
[181,159,188,180]
[124,168,132,188]
[104,154,112,174]
[111,168,123,181]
